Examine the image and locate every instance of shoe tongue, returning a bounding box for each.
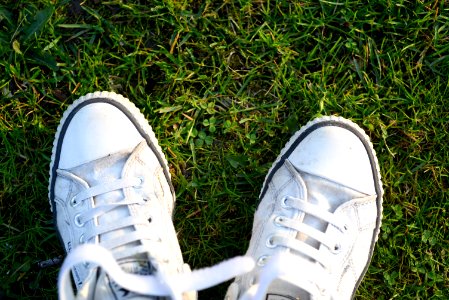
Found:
[92,268,159,300]
[118,260,155,275]
[91,266,196,300]
[70,148,133,241]
[264,281,310,300]
[298,171,366,249]
[70,148,131,199]
[69,145,151,273]
[302,171,366,212]
[70,147,130,202]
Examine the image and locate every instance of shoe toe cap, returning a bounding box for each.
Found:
[59,102,143,169]
[289,125,377,195]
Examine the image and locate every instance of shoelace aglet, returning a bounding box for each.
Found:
[37,255,64,269]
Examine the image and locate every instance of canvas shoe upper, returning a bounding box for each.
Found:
[225,116,383,300]
[48,92,193,299]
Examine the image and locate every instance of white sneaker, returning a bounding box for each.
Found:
[48,92,194,299]
[225,116,383,300]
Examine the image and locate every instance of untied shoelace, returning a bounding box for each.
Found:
[58,174,361,300]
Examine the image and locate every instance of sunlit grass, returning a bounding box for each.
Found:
[1,1,448,298]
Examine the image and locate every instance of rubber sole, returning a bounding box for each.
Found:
[258,115,383,298]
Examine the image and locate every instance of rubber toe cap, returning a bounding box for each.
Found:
[59,103,143,169]
[289,125,376,195]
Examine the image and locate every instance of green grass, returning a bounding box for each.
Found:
[1,0,449,298]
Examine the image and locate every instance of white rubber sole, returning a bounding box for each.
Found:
[48,91,172,212]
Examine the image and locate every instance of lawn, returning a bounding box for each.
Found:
[1,0,448,299]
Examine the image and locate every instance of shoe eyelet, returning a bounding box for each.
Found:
[317,284,327,295]
[266,236,276,248]
[74,214,85,227]
[70,195,79,207]
[274,215,284,226]
[257,255,270,266]
[79,234,85,244]
[280,196,291,209]
[135,177,144,189]
[331,243,342,254]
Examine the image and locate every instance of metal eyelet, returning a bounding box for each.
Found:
[318,284,328,296]
[331,243,342,254]
[74,214,84,227]
[70,195,79,207]
[135,177,144,189]
[280,196,291,208]
[257,255,270,266]
[266,236,276,248]
[274,215,284,226]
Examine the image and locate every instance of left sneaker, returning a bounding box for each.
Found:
[48,92,194,299]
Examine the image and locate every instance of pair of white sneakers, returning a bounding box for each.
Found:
[49,92,383,300]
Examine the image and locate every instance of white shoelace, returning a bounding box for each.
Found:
[274,195,348,264]
[58,176,358,299]
[59,173,256,299]
[240,252,330,300]
[240,195,352,300]
[62,172,165,261]
[58,244,255,300]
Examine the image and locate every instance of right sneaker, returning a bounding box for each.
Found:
[225,116,383,300]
